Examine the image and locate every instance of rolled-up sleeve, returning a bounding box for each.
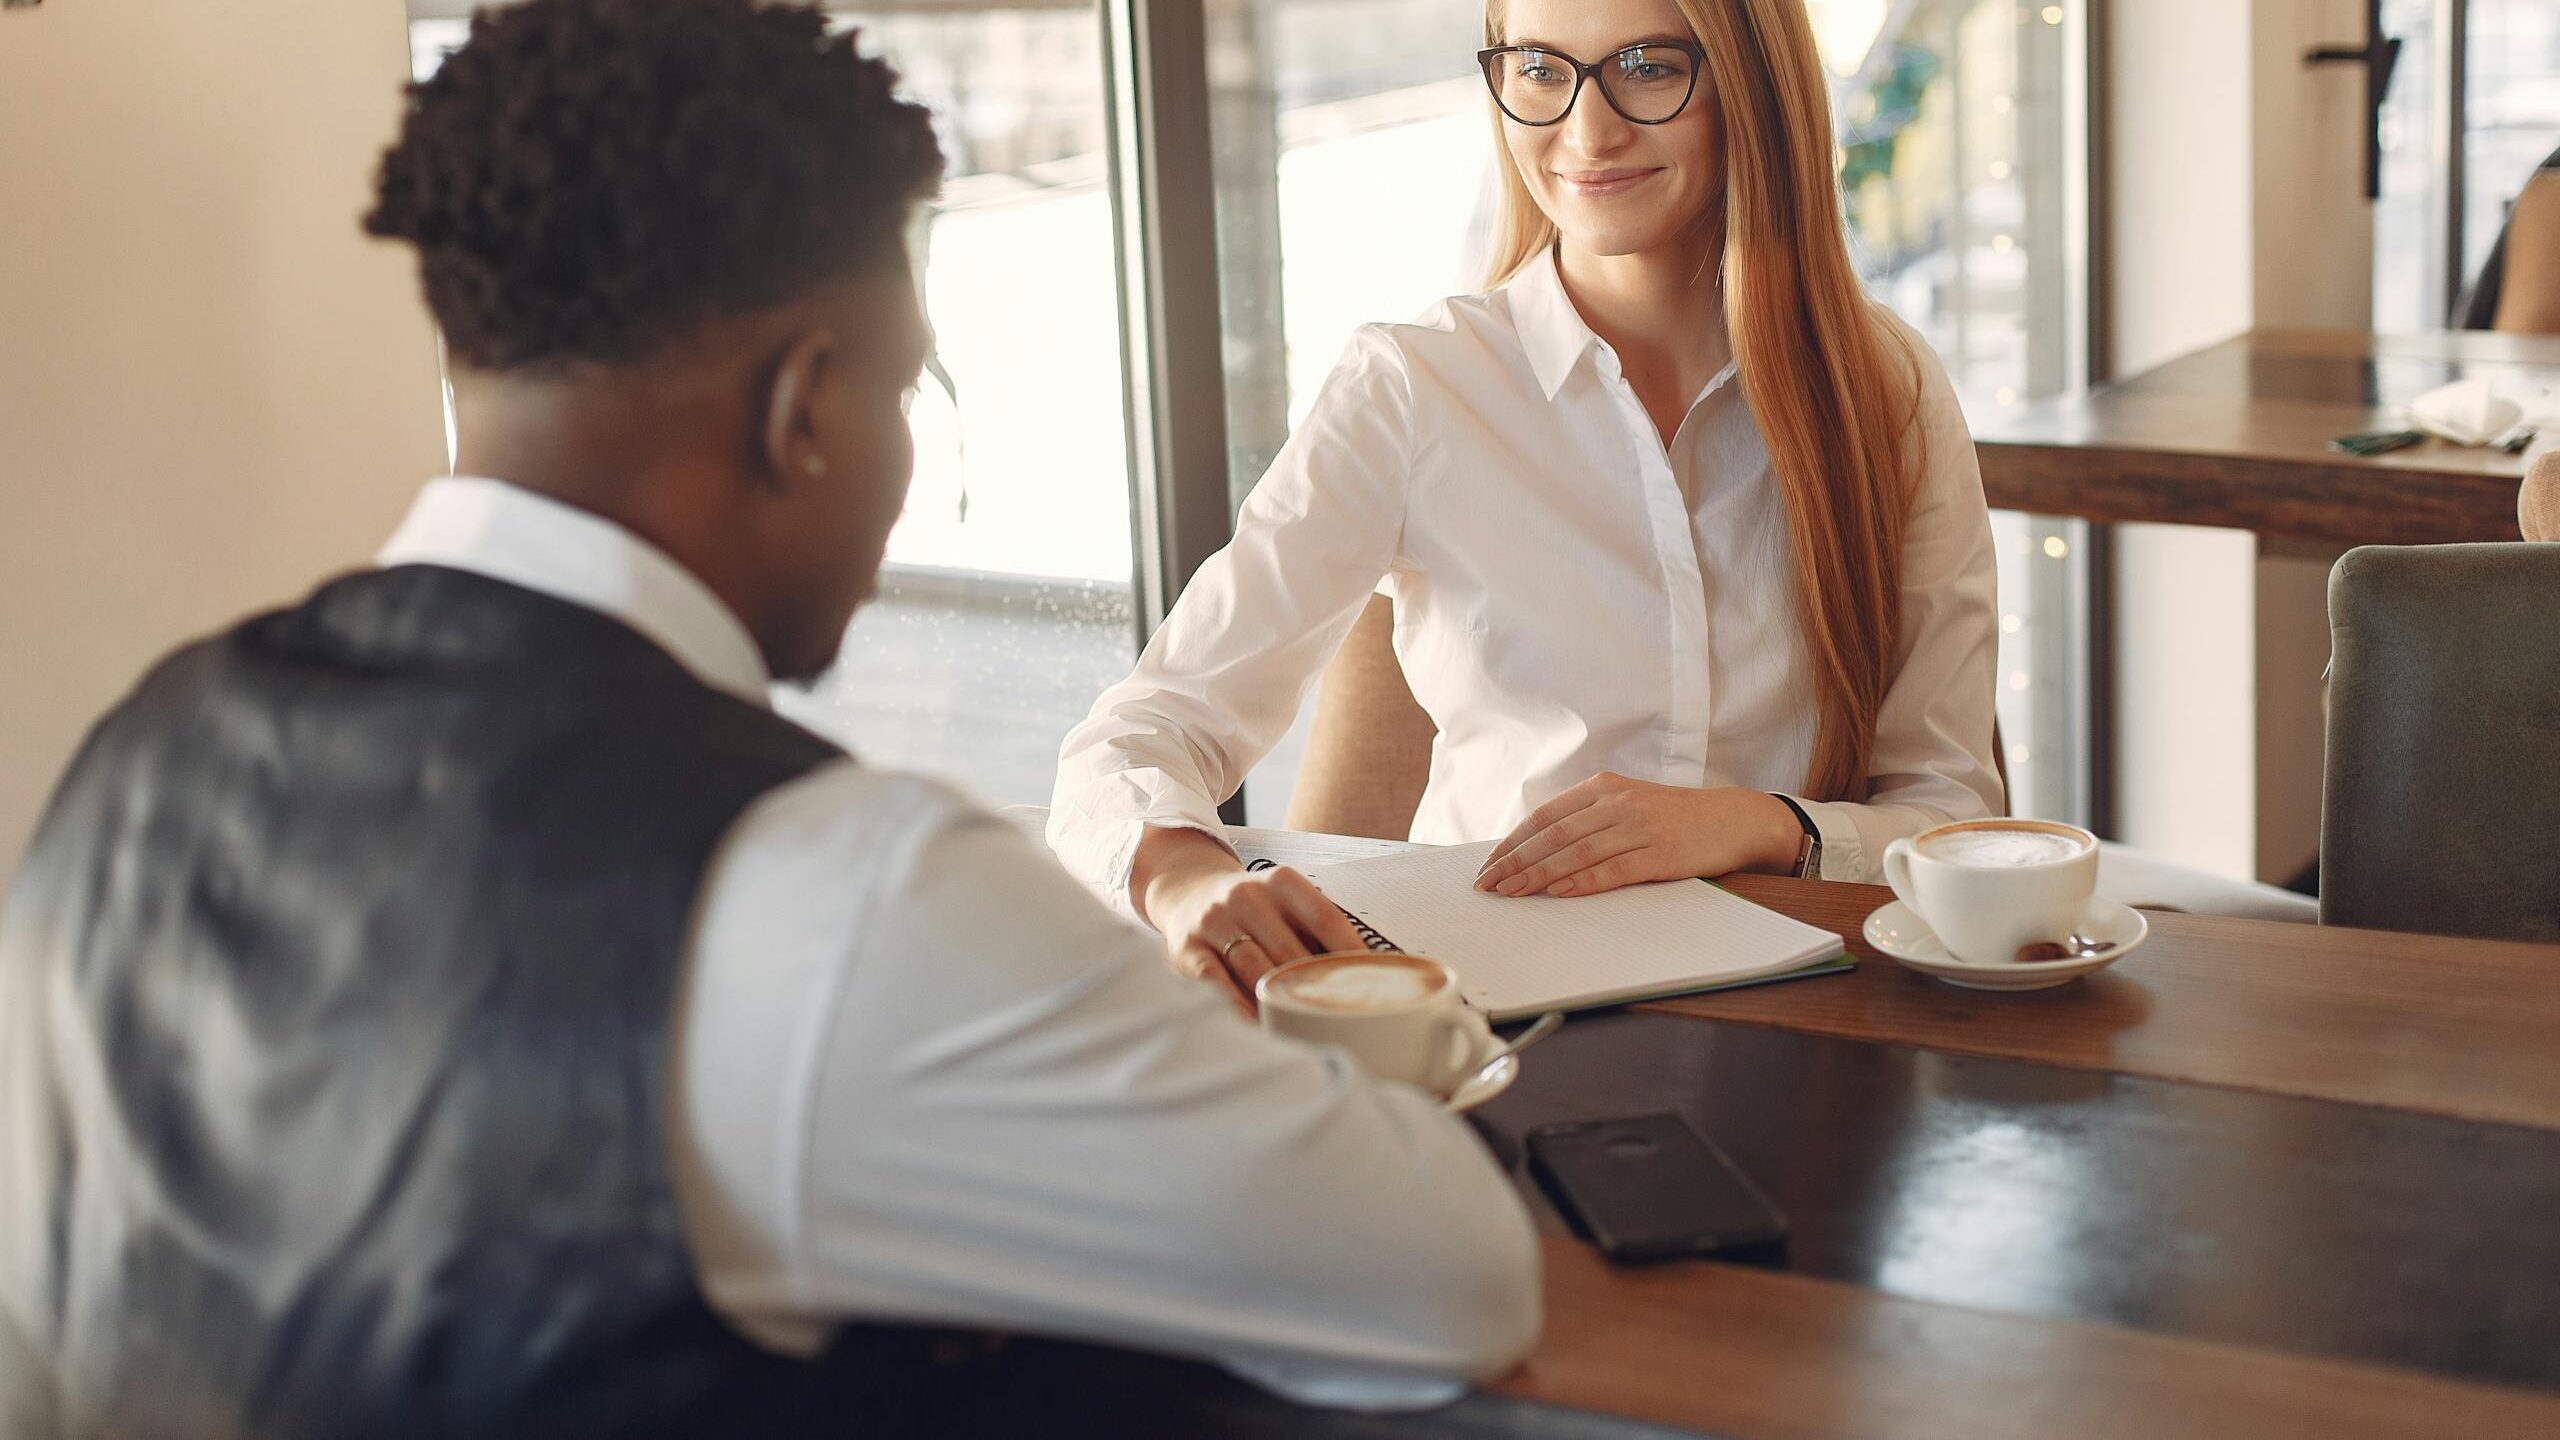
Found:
[1049,328,1414,915]
[1793,317,2004,881]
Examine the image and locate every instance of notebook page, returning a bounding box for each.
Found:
[1304,841,1844,1019]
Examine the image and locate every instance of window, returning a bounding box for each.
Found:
[1202,1,1490,823]
[1829,0,2091,823]
[2374,0,2453,331]
[408,3,1141,811]
[407,0,2094,830]
[2374,0,2560,330]
[2462,2,2560,298]
[776,8,1138,809]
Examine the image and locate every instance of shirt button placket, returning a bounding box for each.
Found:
[1594,345,1712,788]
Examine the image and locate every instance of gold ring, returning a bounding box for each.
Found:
[1218,934,1254,963]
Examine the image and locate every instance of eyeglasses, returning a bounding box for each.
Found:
[1476,41,1706,127]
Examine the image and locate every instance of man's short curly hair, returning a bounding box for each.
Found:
[364,0,942,372]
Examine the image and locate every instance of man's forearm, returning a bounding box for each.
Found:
[1129,823,1244,928]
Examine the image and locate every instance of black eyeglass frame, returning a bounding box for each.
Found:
[1475,41,1708,127]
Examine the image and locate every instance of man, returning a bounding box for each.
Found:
[0,2,1539,1435]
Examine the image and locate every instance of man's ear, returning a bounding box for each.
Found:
[758,327,837,491]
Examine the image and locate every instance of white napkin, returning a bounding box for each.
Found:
[2407,375,2549,449]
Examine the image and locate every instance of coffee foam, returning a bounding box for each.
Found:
[1919,825,2089,868]
[1271,959,1444,1012]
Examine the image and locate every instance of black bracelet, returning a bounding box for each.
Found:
[1769,793,1818,840]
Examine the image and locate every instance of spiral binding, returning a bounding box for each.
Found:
[1245,858,1402,953]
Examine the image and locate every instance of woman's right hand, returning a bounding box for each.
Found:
[1134,829,1371,1011]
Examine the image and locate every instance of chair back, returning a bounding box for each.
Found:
[2322,543,2560,942]
[1285,596,1434,839]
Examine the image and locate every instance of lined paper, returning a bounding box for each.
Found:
[1304,841,1846,1020]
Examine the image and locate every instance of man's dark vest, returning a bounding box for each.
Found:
[0,565,868,1438]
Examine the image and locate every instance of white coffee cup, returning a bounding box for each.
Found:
[1881,819,2100,966]
[1257,953,1492,1095]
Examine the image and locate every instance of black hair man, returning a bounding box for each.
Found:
[0,4,1537,1435]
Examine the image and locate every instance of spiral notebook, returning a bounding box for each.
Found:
[1255,840,1850,1022]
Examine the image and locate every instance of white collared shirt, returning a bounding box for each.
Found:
[375,478,1541,1408]
[1050,251,2001,904]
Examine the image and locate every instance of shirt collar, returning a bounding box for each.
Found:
[1501,245,1742,406]
[376,476,774,708]
[1504,246,1597,402]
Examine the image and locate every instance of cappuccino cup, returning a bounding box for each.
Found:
[1257,954,1492,1095]
[1881,819,2099,966]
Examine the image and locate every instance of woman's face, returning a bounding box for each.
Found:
[1492,0,1726,260]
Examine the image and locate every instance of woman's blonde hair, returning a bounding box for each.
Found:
[1483,0,1923,803]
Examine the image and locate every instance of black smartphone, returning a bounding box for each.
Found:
[1525,1113,1787,1264]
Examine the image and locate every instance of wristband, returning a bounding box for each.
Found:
[1768,794,1823,879]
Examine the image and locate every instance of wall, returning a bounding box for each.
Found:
[2105,0,2260,877]
[0,0,444,880]
[2104,0,2369,883]
[2107,0,2257,378]
[2248,0,2373,886]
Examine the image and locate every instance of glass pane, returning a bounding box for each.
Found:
[781,11,1137,809]
[2374,0,2560,332]
[2373,0,2448,333]
[408,18,470,81]
[1205,0,1492,823]
[409,7,1141,811]
[2465,0,2560,290]
[1829,0,2089,824]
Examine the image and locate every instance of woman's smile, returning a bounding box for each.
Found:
[1554,166,1664,198]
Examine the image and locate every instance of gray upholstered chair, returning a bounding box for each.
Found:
[1289,595,2321,922]
[2321,541,2560,943]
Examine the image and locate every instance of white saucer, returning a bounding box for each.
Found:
[1442,1051,1519,1112]
[1862,899,2148,991]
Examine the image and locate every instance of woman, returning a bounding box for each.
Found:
[1049,0,2001,1000]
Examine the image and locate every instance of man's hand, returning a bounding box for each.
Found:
[1133,828,1371,1012]
[1473,776,1803,898]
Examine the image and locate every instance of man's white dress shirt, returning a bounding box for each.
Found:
[1051,249,2002,904]
[376,478,1541,1408]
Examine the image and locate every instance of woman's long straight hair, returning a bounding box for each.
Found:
[1483,0,1923,803]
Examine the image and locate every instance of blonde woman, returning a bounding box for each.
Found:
[1050,0,2001,1001]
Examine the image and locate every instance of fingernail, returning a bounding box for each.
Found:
[1497,878,1525,897]
[1550,881,1576,897]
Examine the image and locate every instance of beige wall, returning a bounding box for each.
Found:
[2106,0,2259,877]
[2251,0,2378,332]
[0,0,443,880]
[2108,0,2255,378]
[2104,0,2367,883]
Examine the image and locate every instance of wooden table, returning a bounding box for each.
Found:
[1270,828,2560,1437]
[967,819,2560,1437]
[1971,329,2559,548]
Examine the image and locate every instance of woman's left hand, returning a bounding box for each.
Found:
[1474,776,1804,898]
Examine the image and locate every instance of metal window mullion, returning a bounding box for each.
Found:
[1104,0,1248,823]
[2441,0,2468,320]
[1104,0,1236,635]
[2064,0,2115,837]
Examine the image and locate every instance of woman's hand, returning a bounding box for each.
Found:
[1473,776,1804,898]
[1135,828,1370,1012]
